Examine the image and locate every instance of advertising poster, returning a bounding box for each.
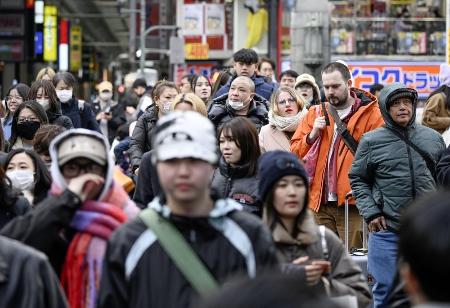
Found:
[43,5,57,62]
[396,32,427,54]
[70,25,82,71]
[183,4,203,36]
[205,4,225,35]
[348,61,441,99]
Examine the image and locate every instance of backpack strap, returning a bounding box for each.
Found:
[139,208,218,297]
[319,225,329,260]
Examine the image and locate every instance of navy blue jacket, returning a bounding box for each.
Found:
[213,74,276,102]
[61,97,100,132]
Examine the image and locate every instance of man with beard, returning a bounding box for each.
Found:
[291,61,384,250]
[208,76,268,132]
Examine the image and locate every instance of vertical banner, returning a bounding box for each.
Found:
[70,25,82,72]
[43,5,57,62]
[59,19,69,71]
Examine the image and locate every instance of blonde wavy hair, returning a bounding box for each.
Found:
[170,93,207,117]
[270,86,305,116]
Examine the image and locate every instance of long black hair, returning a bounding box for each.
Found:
[4,148,52,205]
[28,80,62,115]
[427,85,450,110]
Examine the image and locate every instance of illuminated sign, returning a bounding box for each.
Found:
[348,62,441,99]
[43,5,57,62]
[70,25,82,72]
[184,43,209,60]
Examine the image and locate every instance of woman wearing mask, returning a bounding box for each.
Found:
[258,150,371,308]
[129,80,179,174]
[8,100,48,151]
[5,149,51,206]
[259,87,306,153]
[191,74,212,105]
[211,117,261,215]
[294,74,321,109]
[3,83,30,140]
[0,166,31,229]
[28,80,73,129]
[53,71,99,132]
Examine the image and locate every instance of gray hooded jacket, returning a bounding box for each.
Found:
[349,82,445,232]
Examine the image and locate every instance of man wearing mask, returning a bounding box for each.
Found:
[92,81,126,144]
[208,76,268,131]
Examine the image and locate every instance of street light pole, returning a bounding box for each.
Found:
[139,0,146,73]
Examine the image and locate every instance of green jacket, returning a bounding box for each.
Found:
[349,82,445,232]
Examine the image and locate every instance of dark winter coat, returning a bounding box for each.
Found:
[213,74,276,102]
[0,189,81,274]
[208,94,268,131]
[60,97,100,132]
[92,99,127,144]
[0,193,31,230]
[133,150,161,208]
[350,83,445,232]
[98,197,278,308]
[128,104,158,170]
[436,145,450,186]
[211,157,260,215]
[0,235,68,308]
[46,110,73,129]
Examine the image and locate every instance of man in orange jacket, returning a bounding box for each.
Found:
[290,62,384,249]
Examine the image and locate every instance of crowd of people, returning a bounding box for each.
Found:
[0,48,450,308]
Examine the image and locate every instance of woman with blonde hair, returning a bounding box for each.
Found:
[259,87,306,153]
[35,67,56,81]
[170,93,207,116]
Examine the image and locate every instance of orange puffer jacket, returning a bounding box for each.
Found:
[290,88,384,211]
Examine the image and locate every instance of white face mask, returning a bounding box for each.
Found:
[228,99,246,111]
[160,101,172,114]
[7,170,35,191]
[99,92,112,101]
[37,99,50,111]
[56,89,73,103]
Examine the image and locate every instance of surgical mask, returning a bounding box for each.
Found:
[37,99,50,111]
[7,170,35,192]
[56,89,73,103]
[99,92,112,101]
[160,101,172,114]
[228,99,246,111]
[17,121,41,140]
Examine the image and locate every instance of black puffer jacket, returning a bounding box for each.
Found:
[211,157,260,215]
[98,197,278,308]
[0,193,31,230]
[208,94,268,132]
[0,235,68,308]
[47,110,73,129]
[129,104,159,170]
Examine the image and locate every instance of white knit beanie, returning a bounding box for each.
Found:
[439,63,450,87]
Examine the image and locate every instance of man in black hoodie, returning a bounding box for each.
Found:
[98,111,278,308]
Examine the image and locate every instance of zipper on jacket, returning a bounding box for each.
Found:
[404,130,417,199]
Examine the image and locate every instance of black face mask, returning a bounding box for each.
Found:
[16,121,41,140]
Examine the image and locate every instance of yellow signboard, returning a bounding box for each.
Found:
[70,25,82,71]
[185,43,209,60]
[43,5,57,62]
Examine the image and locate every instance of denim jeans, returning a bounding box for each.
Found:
[368,231,398,308]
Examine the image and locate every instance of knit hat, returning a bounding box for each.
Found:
[439,63,450,87]
[257,151,308,203]
[386,86,417,109]
[132,78,147,89]
[294,74,321,97]
[152,111,218,164]
[97,81,113,92]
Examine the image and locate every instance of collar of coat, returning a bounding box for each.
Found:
[268,210,319,246]
[149,196,242,219]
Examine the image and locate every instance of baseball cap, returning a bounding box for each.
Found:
[57,135,107,166]
[152,111,218,164]
[97,81,113,92]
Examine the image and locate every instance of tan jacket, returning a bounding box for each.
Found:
[266,211,371,308]
[422,93,450,133]
[259,124,291,153]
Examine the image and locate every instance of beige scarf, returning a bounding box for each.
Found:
[268,109,305,132]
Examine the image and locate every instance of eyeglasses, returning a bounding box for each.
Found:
[6,96,23,103]
[277,98,296,105]
[61,161,105,177]
[297,84,313,90]
[18,116,39,124]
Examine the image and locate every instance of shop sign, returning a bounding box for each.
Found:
[0,40,24,61]
[70,25,82,71]
[0,14,25,36]
[348,61,441,99]
[43,5,57,62]
[185,43,209,60]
